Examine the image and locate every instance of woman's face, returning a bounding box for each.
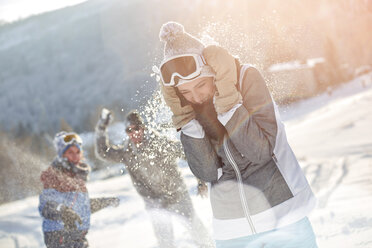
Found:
[177,77,215,105]
[63,145,82,164]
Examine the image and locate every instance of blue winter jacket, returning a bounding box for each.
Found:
[38,159,91,232]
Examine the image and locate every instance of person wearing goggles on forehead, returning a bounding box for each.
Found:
[38,131,120,248]
[95,109,213,248]
[159,21,318,248]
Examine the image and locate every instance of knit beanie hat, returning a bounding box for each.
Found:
[159,21,215,86]
[53,131,82,158]
[126,110,144,127]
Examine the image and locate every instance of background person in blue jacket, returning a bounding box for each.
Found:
[39,131,120,248]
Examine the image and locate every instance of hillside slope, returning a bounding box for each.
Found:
[0,74,371,247]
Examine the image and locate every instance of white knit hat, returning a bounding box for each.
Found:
[159,21,215,86]
[53,131,82,158]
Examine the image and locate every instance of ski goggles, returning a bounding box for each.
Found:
[159,54,207,86]
[125,126,141,134]
[63,133,82,145]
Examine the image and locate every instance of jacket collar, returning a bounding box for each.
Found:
[52,157,90,181]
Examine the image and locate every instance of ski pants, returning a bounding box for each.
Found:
[43,230,89,248]
[215,217,318,248]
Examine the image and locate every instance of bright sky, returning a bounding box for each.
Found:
[0,0,88,23]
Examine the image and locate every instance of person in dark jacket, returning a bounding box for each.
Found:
[158,21,318,248]
[95,109,213,248]
[39,131,120,248]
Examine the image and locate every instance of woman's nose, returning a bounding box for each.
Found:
[192,92,203,104]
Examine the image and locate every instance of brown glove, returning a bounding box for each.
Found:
[203,45,242,114]
[160,83,195,129]
[60,205,82,230]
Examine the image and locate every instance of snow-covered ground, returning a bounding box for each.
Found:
[0,73,371,247]
[282,72,372,248]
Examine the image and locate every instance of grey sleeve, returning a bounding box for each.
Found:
[95,127,129,164]
[180,133,221,182]
[90,197,113,214]
[225,67,278,164]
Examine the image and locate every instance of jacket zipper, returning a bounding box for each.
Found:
[223,138,257,234]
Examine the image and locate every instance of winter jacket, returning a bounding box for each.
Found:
[180,65,316,240]
[39,158,115,247]
[39,159,91,233]
[95,128,188,207]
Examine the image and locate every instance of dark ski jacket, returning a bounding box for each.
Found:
[95,127,189,208]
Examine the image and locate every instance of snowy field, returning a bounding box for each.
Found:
[0,73,371,248]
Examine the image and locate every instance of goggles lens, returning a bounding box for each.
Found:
[160,55,199,85]
[63,133,82,144]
